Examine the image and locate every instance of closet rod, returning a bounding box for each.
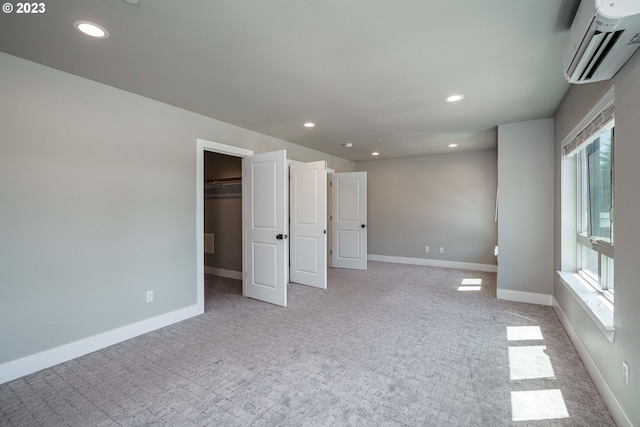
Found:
[204,177,242,185]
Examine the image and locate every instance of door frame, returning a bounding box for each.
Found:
[326,169,335,268]
[196,138,253,312]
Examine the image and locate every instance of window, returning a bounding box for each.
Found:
[559,87,615,339]
[575,125,614,300]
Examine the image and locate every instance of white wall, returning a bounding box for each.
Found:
[553,50,640,425]
[0,52,354,378]
[497,119,554,304]
[357,150,497,269]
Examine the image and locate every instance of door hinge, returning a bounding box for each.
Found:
[330,250,333,255]
[330,215,332,221]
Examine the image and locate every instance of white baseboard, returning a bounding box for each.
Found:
[496,288,553,306]
[553,298,633,427]
[204,266,242,280]
[0,304,203,385]
[367,254,498,273]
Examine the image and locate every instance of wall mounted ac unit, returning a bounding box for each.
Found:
[564,0,640,84]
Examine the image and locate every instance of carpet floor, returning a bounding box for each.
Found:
[0,262,615,426]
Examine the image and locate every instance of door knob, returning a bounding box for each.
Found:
[361,224,367,228]
[276,234,288,240]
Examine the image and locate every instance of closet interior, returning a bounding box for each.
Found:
[203,151,243,296]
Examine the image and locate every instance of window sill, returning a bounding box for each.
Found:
[556,271,614,343]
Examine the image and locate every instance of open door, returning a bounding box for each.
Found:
[290,161,327,289]
[331,172,367,270]
[244,150,288,306]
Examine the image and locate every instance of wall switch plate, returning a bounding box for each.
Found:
[146,290,154,303]
[425,246,429,253]
[623,361,630,387]
[439,247,445,254]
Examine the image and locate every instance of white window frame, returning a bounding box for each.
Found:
[558,86,615,341]
[574,126,614,300]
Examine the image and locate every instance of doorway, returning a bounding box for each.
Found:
[196,139,253,312]
[203,151,243,304]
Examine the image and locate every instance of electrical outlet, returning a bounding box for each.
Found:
[623,361,630,387]
[439,247,445,254]
[425,246,430,253]
[146,290,154,303]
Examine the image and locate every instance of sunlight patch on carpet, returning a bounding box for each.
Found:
[507,326,543,341]
[511,389,569,421]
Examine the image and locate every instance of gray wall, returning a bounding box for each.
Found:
[357,150,497,266]
[497,119,554,298]
[203,152,242,272]
[553,51,640,424]
[0,52,354,364]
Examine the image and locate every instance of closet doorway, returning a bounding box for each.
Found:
[196,140,289,309]
[196,139,253,313]
[203,151,243,301]
[197,140,288,309]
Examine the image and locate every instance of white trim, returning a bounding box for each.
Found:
[557,271,614,342]
[196,138,253,158]
[496,289,553,306]
[204,266,243,280]
[553,299,633,427]
[0,304,201,385]
[561,155,578,271]
[196,138,253,304]
[367,254,497,273]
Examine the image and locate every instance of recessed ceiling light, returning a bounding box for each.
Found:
[74,21,110,39]
[303,122,315,128]
[372,152,380,156]
[446,95,464,102]
[448,143,459,148]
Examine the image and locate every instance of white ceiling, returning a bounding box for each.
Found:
[0,0,579,162]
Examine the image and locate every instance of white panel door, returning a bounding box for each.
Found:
[331,172,367,270]
[290,161,327,289]
[244,150,288,306]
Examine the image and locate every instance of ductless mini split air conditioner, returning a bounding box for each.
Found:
[564,0,640,84]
